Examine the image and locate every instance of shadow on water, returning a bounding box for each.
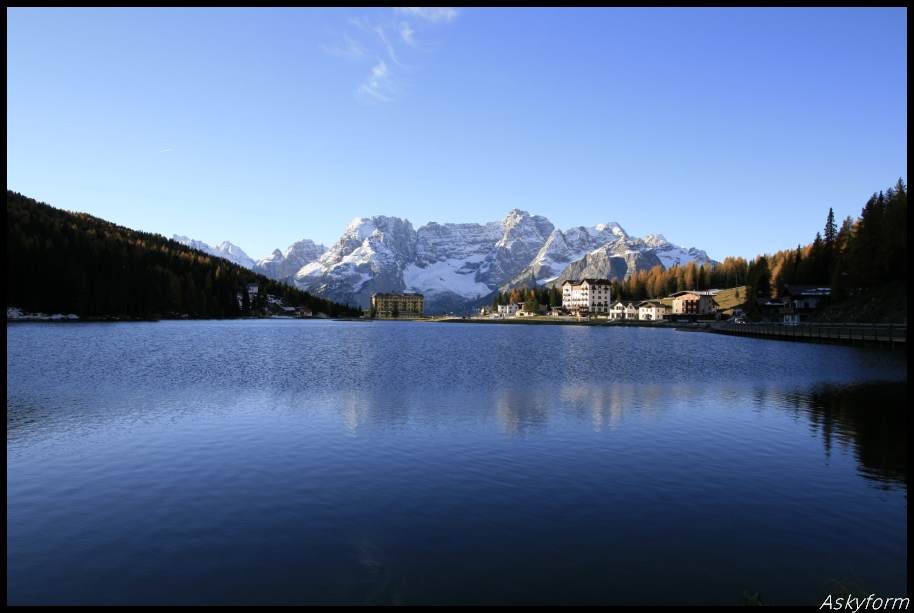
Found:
[764,382,907,487]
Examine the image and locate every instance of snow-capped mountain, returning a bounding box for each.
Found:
[294,216,418,308]
[549,243,664,287]
[172,235,256,269]
[641,234,712,269]
[173,234,326,278]
[402,210,555,312]
[174,210,713,314]
[291,210,558,313]
[518,231,712,290]
[255,239,326,280]
[505,222,628,287]
[291,210,712,313]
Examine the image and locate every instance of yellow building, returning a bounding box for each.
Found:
[371,293,424,319]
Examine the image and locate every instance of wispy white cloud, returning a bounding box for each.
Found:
[394,7,459,23]
[326,8,460,103]
[358,60,394,102]
[322,34,367,61]
[158,147,174,154]
[374,24,405,67]
[399,21,416,46]
[349,17,405,65]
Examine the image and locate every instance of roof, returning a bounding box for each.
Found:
[371,292,424,298]
[562,278,612,286]
[783,284,832,297]
[669,290,719,297]
[638,300,666,307]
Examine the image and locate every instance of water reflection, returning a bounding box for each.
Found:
[559,382,676,431]
[8,378,907,490]
[762,382,907,486]
[495,388,551,436]
[6,322,907,604]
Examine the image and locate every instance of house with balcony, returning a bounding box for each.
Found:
[624,303,639,320]
[670,291,716,317]
[781,285,831,324]
[609,301,626,320]
[638,301,669,321]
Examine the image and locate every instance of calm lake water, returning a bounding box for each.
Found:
[6,320,908,605]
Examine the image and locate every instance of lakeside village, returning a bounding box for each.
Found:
[6,280,832,325]
[368,280,833,326]
[369,187,908,332]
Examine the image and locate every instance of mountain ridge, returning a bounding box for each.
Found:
[179,210,714,313]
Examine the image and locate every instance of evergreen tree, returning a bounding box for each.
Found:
[748,255,771,300]
[824,207,837,249]
[848,193,885,287]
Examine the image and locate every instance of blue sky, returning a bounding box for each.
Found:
[7,8,907,261]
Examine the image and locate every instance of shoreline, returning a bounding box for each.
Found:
[7,315,906,349]
[6,315,369,324]
[428,317,907,349]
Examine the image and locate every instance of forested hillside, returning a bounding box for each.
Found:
[742,179,907,319]
[608,178,906,307]
[6,191,362,319]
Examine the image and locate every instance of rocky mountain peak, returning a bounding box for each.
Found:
[177,210,714,314]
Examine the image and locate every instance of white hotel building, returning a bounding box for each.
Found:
[497,303,521,317]
[561,279,612,316]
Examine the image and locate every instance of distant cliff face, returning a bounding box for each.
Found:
[254,240,326,281]
[172,236,257,270]
[179,211,713,313]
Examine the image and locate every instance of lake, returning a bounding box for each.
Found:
[6,320,908,605]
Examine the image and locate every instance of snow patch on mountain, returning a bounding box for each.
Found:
[403,258,491,299]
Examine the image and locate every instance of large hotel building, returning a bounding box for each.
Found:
[370,293,425,319]
[561,279,612,316]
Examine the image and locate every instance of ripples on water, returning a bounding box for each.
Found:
[6,320,908,605]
